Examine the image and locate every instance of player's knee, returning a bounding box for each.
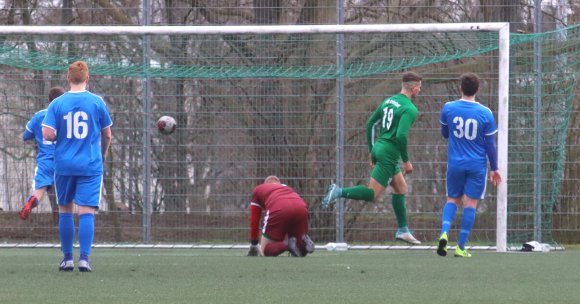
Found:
[391,186,408,196]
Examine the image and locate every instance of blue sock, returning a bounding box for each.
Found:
[78,213,95,261]
[440,202,457,235]
[58,213,74,260]
[458,207,476,250]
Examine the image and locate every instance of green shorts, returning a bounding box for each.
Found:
[370,141,401,187]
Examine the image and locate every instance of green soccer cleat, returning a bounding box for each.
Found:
[436,232,448,257]
[454,246,472,258]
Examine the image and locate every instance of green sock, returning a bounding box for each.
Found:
[392,194,408,228]
[341,185,374,202]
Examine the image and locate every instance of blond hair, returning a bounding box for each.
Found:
[264,175,281,184]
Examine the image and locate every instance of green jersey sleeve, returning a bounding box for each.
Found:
[365,106,384,153]
[396,106,418,162]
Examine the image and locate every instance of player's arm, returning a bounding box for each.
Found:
[22,116,36,141]
[395,109,418,163]
[101,127,112,162]
[440,124,449,139]
[365,106,383,153]
[484,133,502,186]
[41,104,57,141]
[42,126,56,142]
[22,127,34,141]
[248,202,263,256]
[439,104,449,139]
[484,111,501,186]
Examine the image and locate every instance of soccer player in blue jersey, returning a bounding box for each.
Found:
[42,61,113,272]
[20,86,65,220]
[437,73,502,258]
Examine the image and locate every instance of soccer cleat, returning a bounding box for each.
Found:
[19,195,38,220]
[321,184,341,209]
[302,234,315,254]
[58,259,74,272]
[395,229,421,245]
[436,232,448,257]
[287,237,302,257]
[454,247,472,258]
[78,259,92,272]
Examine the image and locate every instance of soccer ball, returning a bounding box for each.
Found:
[157,115,176,135]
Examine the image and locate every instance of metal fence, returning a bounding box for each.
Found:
[0,1,578,246]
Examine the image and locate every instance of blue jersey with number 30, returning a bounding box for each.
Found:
[439,99,497,168]
[42,90,113,176]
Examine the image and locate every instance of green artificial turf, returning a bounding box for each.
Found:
[0,248,578,304]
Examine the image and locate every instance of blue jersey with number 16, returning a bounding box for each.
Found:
[42,90,113,176]
[439,99,497,168]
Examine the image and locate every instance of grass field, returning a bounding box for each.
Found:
[1,248,579,304]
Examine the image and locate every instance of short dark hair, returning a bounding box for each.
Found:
[402,71,422,83]
[48,86,65,102]
[460,73,479,96]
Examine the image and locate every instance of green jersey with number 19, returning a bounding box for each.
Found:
[365,93,418,162]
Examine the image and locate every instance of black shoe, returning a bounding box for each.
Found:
[436,232,448,257]
[302,234,315,254]
[287,237,302,257]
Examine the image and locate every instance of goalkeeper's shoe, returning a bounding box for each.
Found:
[321,184,341,209]
[436,232,448,257]
[78,259,92,272]
[395,228,421,245]
[19,195,38,220]
[58,259,74,272]
[302,234,315,254]
[287,237,302,257]
[454,247,472,258]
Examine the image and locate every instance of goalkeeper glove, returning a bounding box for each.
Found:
[247,240,259,256]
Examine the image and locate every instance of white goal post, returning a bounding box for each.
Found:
[1,23,510,252]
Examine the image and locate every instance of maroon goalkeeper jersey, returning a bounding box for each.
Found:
[249,183,309,242]
[251,183,307,210]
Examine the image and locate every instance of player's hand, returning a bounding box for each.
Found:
[489,170,502,186]
[247,244,259,256]
[369,154,375,169]
[402,161,413,174]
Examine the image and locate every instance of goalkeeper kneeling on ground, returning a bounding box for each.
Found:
[247,175,315,257]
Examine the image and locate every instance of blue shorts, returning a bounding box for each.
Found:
[54,174,103,208]
[34,159,54,190]
[446,164,488,200]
